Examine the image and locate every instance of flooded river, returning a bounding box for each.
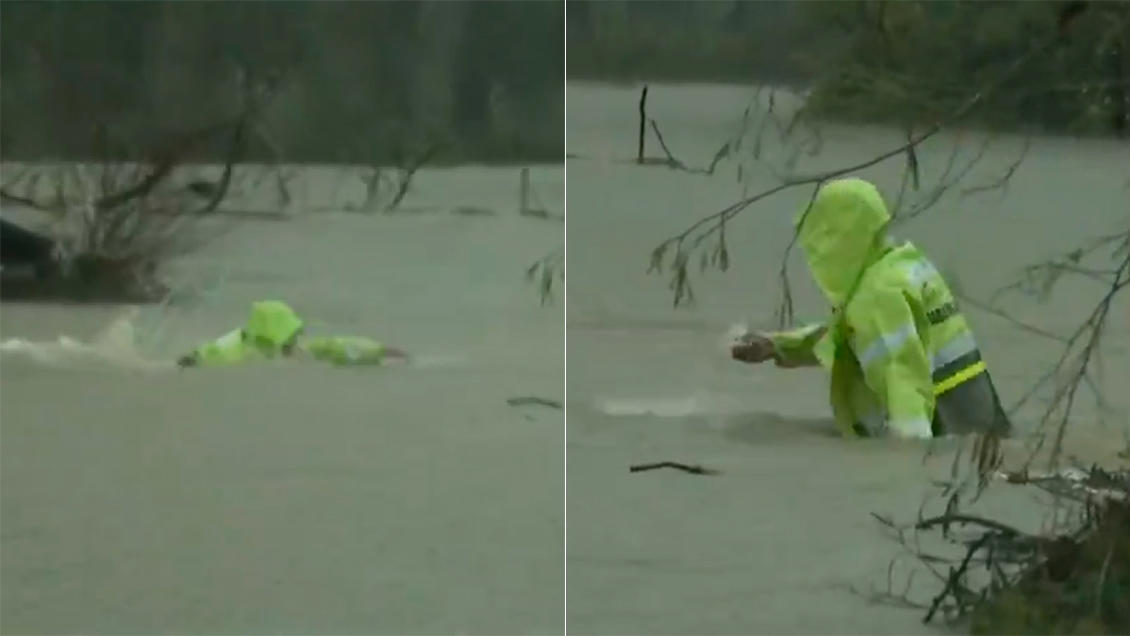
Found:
[1,165,565,634]
[565,82,1129,635]
[2,80,1128,636]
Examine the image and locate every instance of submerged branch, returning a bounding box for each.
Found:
[525,247,564,306]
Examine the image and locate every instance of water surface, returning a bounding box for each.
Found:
[566,82,1129,635]
[1,164,565,634]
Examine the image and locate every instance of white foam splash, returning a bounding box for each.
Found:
[595,391,745,417]
[0,308,176,373]
[721,322,751,351]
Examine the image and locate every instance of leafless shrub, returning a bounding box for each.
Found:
[345,141,443,214]
[0,67,281,302]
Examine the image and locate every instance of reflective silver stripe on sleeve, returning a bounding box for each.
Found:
[216,330,243,347]
[857,322,918,368]
[903,259,940,288]
[929,331,979,373]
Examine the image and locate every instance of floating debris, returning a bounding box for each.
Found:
[506,396,563,410]
[629,461,720,476]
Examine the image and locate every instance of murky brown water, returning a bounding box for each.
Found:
[1,165,565,634]
[3,81,1128,636]
[565,82,1129,635]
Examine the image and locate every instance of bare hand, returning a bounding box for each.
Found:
[730,334,776,364]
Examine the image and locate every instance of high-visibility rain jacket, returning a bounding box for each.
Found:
[187,300,389,367]
[302,336,389,366]
[769,179,1010,439]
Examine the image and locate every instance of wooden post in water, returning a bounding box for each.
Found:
[637,85,649,164]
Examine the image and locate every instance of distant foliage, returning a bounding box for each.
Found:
[567,0,1129,136]
[0,1,564,164]
[798,1,1130,135]
[567,0,809,84]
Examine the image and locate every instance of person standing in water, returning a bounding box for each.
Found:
[177,300,409,368]
[731,178,1011,440]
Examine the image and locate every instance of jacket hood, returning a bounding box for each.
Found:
[796,178,892,307]
[244,301,304,349]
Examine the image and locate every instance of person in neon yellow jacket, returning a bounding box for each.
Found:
[176,300,409,368]
[731,178,1011,439]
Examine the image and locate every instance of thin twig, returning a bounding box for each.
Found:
[915,514,1024,537]
[629,461,721,476]
[648,119,686,171]
[649,29,1059,308]
[962,137,1032,198]
[955,292,1066,343]
[924,533,994,624]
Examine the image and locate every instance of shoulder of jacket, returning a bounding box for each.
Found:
[861,245,934,292]
[843,275,913,324]
[214,329,244,346]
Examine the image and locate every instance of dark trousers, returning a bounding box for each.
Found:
[932,371,1013,437]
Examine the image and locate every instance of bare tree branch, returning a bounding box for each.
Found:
[526,247,564,306]
[649,28,1061,311]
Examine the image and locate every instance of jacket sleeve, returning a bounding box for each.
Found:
[303,336,386,365]
[847,289,935,439]
[189,329,247,366]
[767,323,826,366]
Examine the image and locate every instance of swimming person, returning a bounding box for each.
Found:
[177,300,409,368]
[730,178,1011,440]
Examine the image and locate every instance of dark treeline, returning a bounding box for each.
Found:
[567,0,813,85]
[0,1,564,165]
[568,0,1129,136]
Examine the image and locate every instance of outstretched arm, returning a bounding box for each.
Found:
[731,323,826,368]
[302,336,409,365]
[767,323,827,368]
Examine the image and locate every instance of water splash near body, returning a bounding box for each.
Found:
[0,307,177,373]
[722,322,752,351]
[595,390,746,418]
